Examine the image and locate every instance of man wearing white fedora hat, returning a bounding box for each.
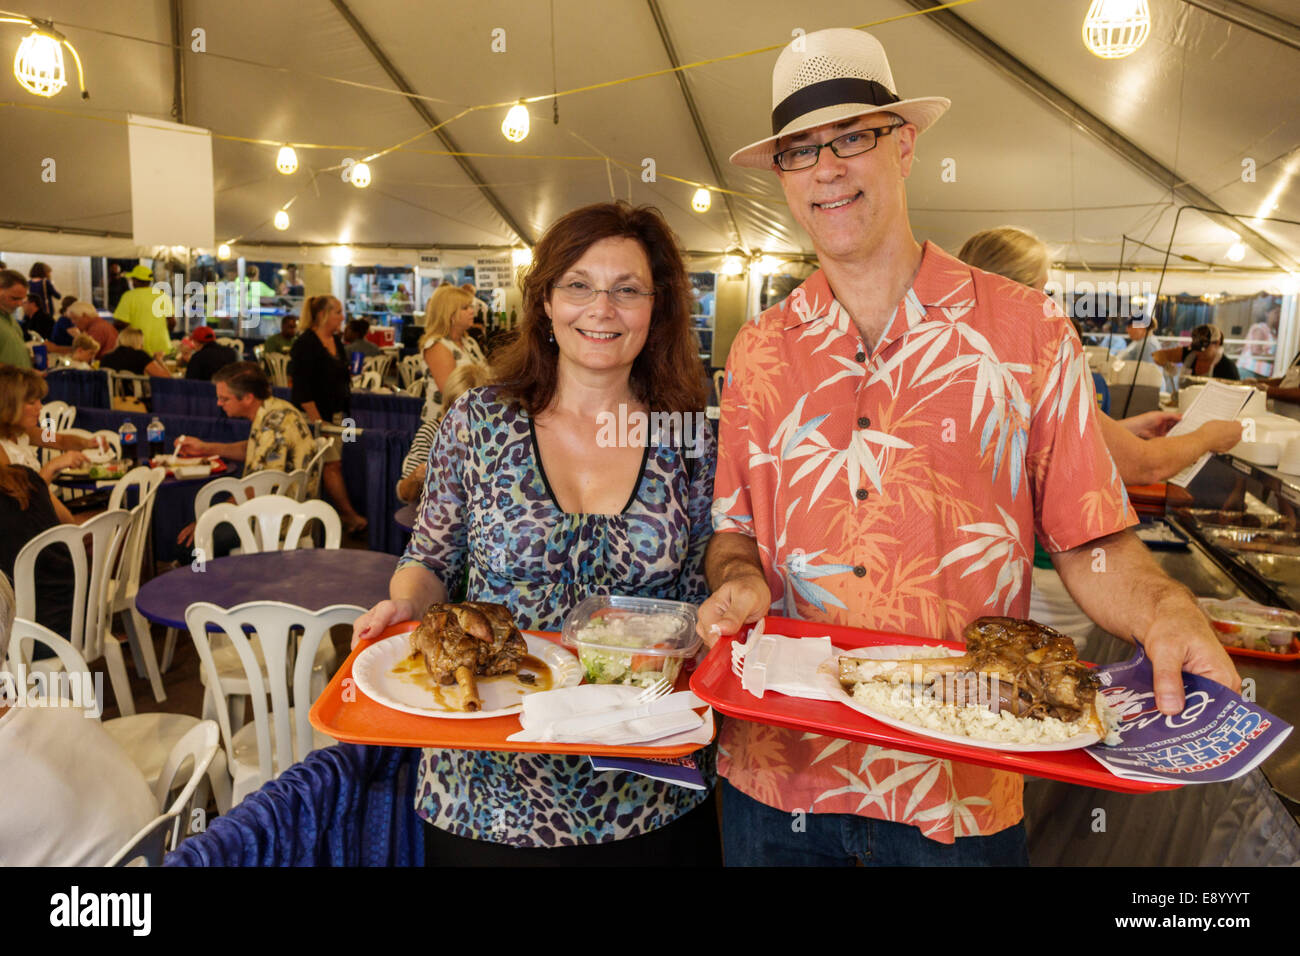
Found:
[699,28,1237,865]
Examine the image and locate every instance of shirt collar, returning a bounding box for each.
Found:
[780,241,978,332]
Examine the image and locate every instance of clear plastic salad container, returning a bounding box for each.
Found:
[561,595,701,687]
[1199,598,1300,653]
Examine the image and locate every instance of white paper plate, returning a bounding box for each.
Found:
[825,644,1102,752]
[353,633,581,719]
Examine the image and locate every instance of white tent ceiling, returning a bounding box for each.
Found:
[2,0,1297,276]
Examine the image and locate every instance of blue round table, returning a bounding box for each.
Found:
[394,502,418,533]
[135,549,398,629]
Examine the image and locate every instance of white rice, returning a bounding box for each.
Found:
[849,677,1116,745]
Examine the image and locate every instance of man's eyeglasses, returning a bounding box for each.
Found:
[554,280,655,309]
[772,122,903,172]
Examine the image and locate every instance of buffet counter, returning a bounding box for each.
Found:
[1024,525,1300,865]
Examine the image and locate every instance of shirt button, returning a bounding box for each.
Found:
[855,351,866,362]
[853,565,866,577]
[857,416,871,428]
[855,488,868,500]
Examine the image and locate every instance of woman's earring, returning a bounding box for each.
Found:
[548,324,555,344]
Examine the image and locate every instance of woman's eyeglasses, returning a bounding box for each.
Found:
[553,281,655,308]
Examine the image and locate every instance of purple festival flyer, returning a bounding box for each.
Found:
[1085,645,1291,784]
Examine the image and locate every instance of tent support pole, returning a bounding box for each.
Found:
[169,0,186,124]
[645,0,746,249]
[328,0,534,246]
[1182,0,1300,52]
[902,0,1297,270]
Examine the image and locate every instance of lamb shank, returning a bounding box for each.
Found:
[409,602,527,711]
[838,617,1101,730]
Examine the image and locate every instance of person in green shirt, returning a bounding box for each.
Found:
[113,264,173,358]
[262,315,297,353]
[0,270,32,368]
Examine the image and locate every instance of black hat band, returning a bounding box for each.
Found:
[771,77,901,135]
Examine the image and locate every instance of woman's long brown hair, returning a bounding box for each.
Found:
[492,201,707,416]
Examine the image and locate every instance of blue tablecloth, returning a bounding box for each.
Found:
[75,407,411,558]
[164,744,423,866]
[150,377,422,434]
[44,369,111,409]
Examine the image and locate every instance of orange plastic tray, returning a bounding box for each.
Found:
[1222,636,1300,662]
[309,620,713,757]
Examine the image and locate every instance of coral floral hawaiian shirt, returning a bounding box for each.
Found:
[712,241,1135,843]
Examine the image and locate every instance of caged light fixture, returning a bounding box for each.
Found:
[691,187,712,213]
[4,17,88,98]
[218,243,232,260]
[349,161,372,188]
[1226,242,1246,263]
[1082,0,1152,60]
[502,103,530,143]
[273,209,290,231]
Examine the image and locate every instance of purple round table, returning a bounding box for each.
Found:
[394,502,418,533]
[135,549,398,629]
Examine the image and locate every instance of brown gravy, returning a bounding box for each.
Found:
[392,652,553,711]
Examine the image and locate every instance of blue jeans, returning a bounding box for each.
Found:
[721,780,1029,866]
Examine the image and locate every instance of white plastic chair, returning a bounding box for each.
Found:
[104,466,168,702]
[107,369,151,402]
[38,400,76,432]
[13,509,136,715]
[8,617,231,824]
[362,352,395,383]
[106,721,221,866]
[214,336,244,359]
[404,377,427,399]
[261,350,290,388]
[397,353,426,389]
[193,470,305,517]
[352,368,383,391]
[193,494,341,555]
[712,369,725,404]
[302,436,330,500]
[185,601,360,806]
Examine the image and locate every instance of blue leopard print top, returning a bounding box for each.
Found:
[398,386,716,848]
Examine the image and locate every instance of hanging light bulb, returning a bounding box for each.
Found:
[350,161,372,188]
[721,255,744,277]
[1226,242,1247,263]
[1082,0,1152,59]
[274,209,290,231]
[691,187,712,213]
[511,246,533,269]
[13,30,65,96]
[276,145,298,174]
[502,103,530,143]
[756,255,782,276]
[218,243,232,259]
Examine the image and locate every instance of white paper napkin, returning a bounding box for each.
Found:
[742,634,838,701]
[507,684,714,747]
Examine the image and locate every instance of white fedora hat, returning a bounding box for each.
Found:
[729,28,950,170]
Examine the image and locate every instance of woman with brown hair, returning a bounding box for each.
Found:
[418,283,485,424]
[353,202,718,864]
[289,295,367,534]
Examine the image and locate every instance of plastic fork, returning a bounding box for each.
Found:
[633,677,673,704]
[730,618,766,678]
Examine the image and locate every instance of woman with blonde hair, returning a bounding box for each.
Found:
[99,326,171,377]
[396,362,490,503]
[289,295,367,534]
[419,283,485,424]
[957,226,1050,291]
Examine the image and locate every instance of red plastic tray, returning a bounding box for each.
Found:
[1222,636,1300,662]
[689,616,1177,794]
[309,620,712,757]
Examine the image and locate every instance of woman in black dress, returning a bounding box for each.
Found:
[289,295,367,534]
